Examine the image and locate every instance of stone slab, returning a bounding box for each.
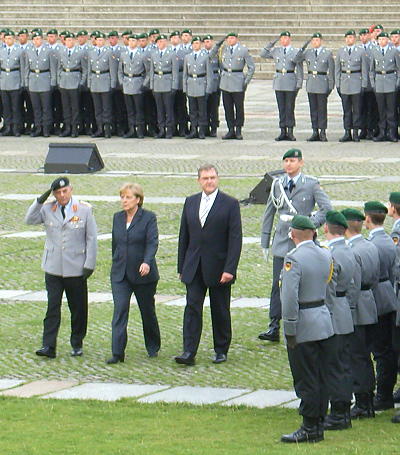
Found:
[2,231,45,238]
[43,382,169,401]
[231,298,269,308]
[10,291,47,301]
[164,297,210,307]
[1,380,78,398]
[0,290,30,300]
[138,385,250,405]
[0,379,25,390]
[243,236,261,245]
[281,398,301,409]
[332,200,363,207]
[222,389,297,408]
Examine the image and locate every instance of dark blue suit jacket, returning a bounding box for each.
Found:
[178,190,242,287]
[111,207,159,284]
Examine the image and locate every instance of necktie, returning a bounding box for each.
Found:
[348,48,351,55]
[284,47,287,56]
[173,47,177,52]
[7,48,10,56]
[97,48,100,56]
[200,196,211,227]
[194,53,197,61]
[68,50,71,58]
[288,179,294,193]
[61,206,65,219]
[130,51,133,60]
[315,49,318,58]
[230,46,233,55]
[36,49,39,56]
[382,48,385,56]
[160,51,163,58]
[364,44,367,50]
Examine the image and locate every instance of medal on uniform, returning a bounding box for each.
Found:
[284,261,292,271]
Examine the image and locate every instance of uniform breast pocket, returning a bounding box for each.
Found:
[67,220,85,230]
[103,59,107,63]
[237,57,243,61]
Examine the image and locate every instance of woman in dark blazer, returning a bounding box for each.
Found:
[107,183,161,364]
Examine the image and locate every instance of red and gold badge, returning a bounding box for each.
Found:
[70,216,80,222]
[284,261,292,272]
[393,236,399,245]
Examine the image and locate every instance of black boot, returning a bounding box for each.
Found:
[373,131,386,142]
[235,126,243,140]
[30,126,42,137]
[92,127,104,138]
[1,125,12,136]
[353,129,360,142]
[42,125,50,137]
[155,128,165,139]
[393,387,400,403]
[165,127,173,139]
[178,123,187,137]
[319,129,327,142]
[198,126,206,139]
[136,125,145,139]
[258,318,280,342]
[387,129,398,142]
[186,126,198,139]
[366,129,374,140]
[123,125,136,138]
[222,128,236,140]
[275,127,287,141]
[281,416,323,443]
[12,124,22,137]
[71,125,78,138]
[350,393,375,419]
[286,127,296,141]
[209,126,217,137]
[324,401,352,431]
[104,123,111,138]
[373,394,394,411]
[60,124,71,137]
[339,129,352,142]
[359,128,367,139]
[147,125,156,137]
[307,128,320,141]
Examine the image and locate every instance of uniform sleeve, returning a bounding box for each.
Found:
[50,53,58,87]
[117,58,123,86]
[295,60,303,89]
[171,53,179,90]
[143,213,159,266]
[109,52,118,89]
[361,51,369,89]
[80,53,88,87]
[84,206,97,270]
[182,55,188,94]
[260,42,275,59]
[205,55,212,94]
[292,48,305,64]
[328,52,335,92]
[281,256,301,336]
[347,254,361,311]
[260,189,277,248]
[309,180,332,228]
[325,258,339,308]
[244,48,255,85]
[334,51,341,91]
[87,53,92,89]
[395,51,400,89]
[25,199,45,225]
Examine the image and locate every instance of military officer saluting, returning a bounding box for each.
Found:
[0,30,25,137]
[211,32,255,140]
[280,215,335,443]
[57,32,88,138]
[25,177,97,358]
[261,31,303,141]
[118,34,148,139]
[183,36,212,139]
[259,149,332,342]
[369,32,400,142]
[335,30,368,142]
[203,34,220,137]
[293,33,334,142]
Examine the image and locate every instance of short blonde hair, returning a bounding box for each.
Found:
[119,183,144,207]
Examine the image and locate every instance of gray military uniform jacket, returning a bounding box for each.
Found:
[326,237,356,335]
[171,45,188,91]
[368,228,398,316]
[261,173,332,257]
[281,240,334,343]
[87,46,118,93]
[261,42,303,91]
[369,45,400,93]
[361,42,374,91]
[391,218,400,287]
[150,47,179,93]
[205,48,220,93]
[118,48,149,95]
[109,44,123,89]
[335,45,368,95]
[25,197,97,277]
[0,44,25,90]
[347,234,379,325]
[24,45,57,92]
[211,42,255,92]
[57,46,87,90]
[183,50,212,97]
[293,47,334,94]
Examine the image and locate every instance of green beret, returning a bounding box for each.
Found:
[156,34,168,42]
[47,29,58,35]
[18,29,29,35]
[202,34,213,41]
[31,28,42,34]
[122,30,133,36]
[65,32,75,39]
[108,31,119,37]
[181,29,192,35]
[291,215,316,231]
[389,192,400,204]
[359,28,369,35]
[4,30,15,37]
[170,30,180,38]
[283,148,302,160]
[364,201,388,214]
[0,28,10,34]
[76,30,88,37]
[312,32,322,39]
[280,31,291,37]
[326,210,348,229]
[226,32,238,37]
[31,31,43,38]
[345,30,356,37]
[378,32,389,38]
[51,177,70,191]
[137,33,148,39]
[374,24,384,30]
[90,31,99,37]
[191,36,202,43]
[391,30,400,35]
[59,31,69,36]
[96,32,106,39]
[128,34,138,40]
[148,29,160,36]
[341,208,365,221]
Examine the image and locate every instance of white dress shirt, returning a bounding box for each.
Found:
[199,188,218,227]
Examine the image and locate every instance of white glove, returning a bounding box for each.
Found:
[262,248,269,262]
[280,214,294,222]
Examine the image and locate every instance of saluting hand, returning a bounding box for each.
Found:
[220,272,233,284]
[139,263,150,276]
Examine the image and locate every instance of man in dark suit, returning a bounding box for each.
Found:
[175,164,242,365]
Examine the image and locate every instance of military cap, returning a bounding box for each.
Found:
[76,30,88,36]
[170,30,180,38]
[359,28,369,35]
[191,36,202,43]
[391,29,400,35]
[96,32,107,39]
[108,30,119,37]
[137,32,148,39]
[378,32,389,38]
[18,29,29,35]
[51,177,70,191]
[312,32,322,39]
[65,32,75,39]
[374,24,384,30]
[389,192,400,204]
[0,28,10,34]
[155,34,168,42]
[326,210,348,228]
[31,31,43,38]
[282,148,302,160]
[59,31,69,36]
[122,30,133,36]
[90,31,100,37]
[291,215,316,231]
[128,34,139,40]
[181,29,192,35]
[226,32,238,37]
[31,28,42,34]
[345,30,356,37]
[202,34,213,41]
[47,29,58,35]
[4,30,15,37]
[341,208,365,221]
[148,29,160,36]
[280,31,291,37]
[364,201,388,214]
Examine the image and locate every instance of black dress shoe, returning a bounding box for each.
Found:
[106,355,124,364]
[213,353,227,364]
[209,127,217,137]
[258,328,280,342]
[281,425,323,443]
[393,388,400,403]
[235,127,243,140]
[373,396,394,411]
[222,129,236,140]
[339,130,352,142]
[71,348,83,357]
[36,346,56,358]
[148,351,158,358]
[391,412,400,423]
[174,352,195,365]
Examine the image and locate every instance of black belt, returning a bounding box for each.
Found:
[1,67,19,72]
[376,70,395,75]
[62,68,80,73]
[361,284,371,291]
[123,72,144,78]
[91,70,109,74]
[341,70,361,74]
[30,69,49,73]
[308,71,327,75]
[336,291,346,297]
[155,70,172,75]
[188,73,206,78]
[223,69,243,73]
[213,70,219,74]
[299,300,324,309]
[276,69,294,73]
[379,277,389,282]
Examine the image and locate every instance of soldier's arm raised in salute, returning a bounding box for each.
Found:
[309,180,332,227]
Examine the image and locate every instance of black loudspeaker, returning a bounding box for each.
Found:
[44,143,104,174]
[246,169,285,204]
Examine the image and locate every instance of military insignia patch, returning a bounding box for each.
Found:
[284,261,292,271]
[393,236,399,245]
[70,216,80,222]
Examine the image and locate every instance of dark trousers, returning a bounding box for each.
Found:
[111,278,160,356]
[153,91,175,129]
[287,336,335,418]
[79,87,95,130]
[372,312,398,399]
[350,324,376,394]
[173,89,188,127]
[124,93,145,126]
[30,90,53,127]
[269,255,284,321]
[60,88,80,126]
[183,265,232,355]
[222,90,245,129]
[375,91,397,131]
[143,88,157,132]
[43,273,88,350]
[1,89,22,126]
[340,93,361,129]
[207,89,220,129]
[112,88,127,131]
[21,88,34,126]
[91,91,112,126]
[275,90,297,128]
[326,333,353,402]
[188,95,207,127]
[308,92,328,129]
[51,87,63,125]
[360,90,378,130]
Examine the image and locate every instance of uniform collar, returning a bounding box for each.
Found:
[393,218,400,229]
[347,233,363,243]
[286,172,301,185]
[369,227,385,236]
[296,239,314,249]
[328,236,345,247]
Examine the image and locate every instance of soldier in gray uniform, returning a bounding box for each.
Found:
[280,215,334,444]
[293,33,334,142]
[364,201,398,411]
[57,32,87,137]
[118,34,148,139]
[261,31,303,141]
[150,34,179,139]
[259,149,332,342]
[335,30,369,142]
[0,30,25,136]
[203,34,220,137]
[24,31,58,137]
[25,177,97,358]
[369,32,400,142]
[211,32,255,140]
[183,36,212,139]
[87,32,118,138]
[17,28,34,134]
[323,211,357,431]
[342,208,379,419]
